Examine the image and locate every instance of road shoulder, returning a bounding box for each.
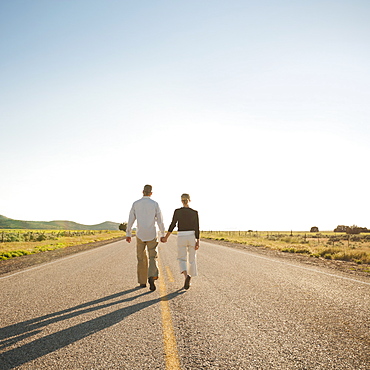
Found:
[2,236,368,280]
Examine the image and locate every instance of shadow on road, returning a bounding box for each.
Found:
[0,287,184,369]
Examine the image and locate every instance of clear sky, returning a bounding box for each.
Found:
[1,0,369,231]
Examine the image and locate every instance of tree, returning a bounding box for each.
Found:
[310,226,319,233]
[334,225,347,233]
[347,225,361,235]
[118,223,127,231]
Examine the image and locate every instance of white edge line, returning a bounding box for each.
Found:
[0,240,124,280]
[201,240,370,286]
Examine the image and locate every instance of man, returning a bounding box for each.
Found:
[126,185,165,291]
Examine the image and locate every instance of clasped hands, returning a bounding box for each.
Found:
[126,235,199,249]
[126,236,167,243]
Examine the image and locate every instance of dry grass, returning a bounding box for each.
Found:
[0,230,124,259]
[201,231,370,266]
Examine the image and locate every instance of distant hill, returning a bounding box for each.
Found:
[0,215,120,231]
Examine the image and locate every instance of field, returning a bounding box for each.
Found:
[0,229,124,260]
[201,231,370,267]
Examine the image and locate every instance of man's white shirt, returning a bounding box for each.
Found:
[126,196,165,241]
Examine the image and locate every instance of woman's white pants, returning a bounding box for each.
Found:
[177,231,198,276]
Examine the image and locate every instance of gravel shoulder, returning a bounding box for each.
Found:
[201,238,370,279]
[0,237,126,276]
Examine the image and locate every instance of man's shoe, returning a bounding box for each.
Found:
[184,275,191,290]
[139,284,146,288]
[148,277,156,291]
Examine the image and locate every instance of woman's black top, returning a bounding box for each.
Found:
[168,207,200,239]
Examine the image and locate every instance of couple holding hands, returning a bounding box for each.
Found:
[125,185,200,292]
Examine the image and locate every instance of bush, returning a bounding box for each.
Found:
[36,233,47,241]
[0,250,31,259]
[282,247,295,253]
[282,247,311,254]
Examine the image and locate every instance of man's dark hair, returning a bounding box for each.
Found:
[143,184,152,195]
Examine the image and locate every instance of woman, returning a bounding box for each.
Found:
[163,193,200,290]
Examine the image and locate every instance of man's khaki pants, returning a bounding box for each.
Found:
[136,237,159,285]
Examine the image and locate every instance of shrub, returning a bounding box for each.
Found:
[36,233,47,241]
[0,250,31,259]
[281,237,292,243]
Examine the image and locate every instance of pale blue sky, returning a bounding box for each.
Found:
[1,1,369,231]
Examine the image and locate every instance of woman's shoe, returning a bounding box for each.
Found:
[184,275,191,290]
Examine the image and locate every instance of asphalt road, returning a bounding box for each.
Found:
[1,237,369,369]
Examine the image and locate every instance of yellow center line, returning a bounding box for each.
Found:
[165,265,175,282]
[158,255,181,370]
